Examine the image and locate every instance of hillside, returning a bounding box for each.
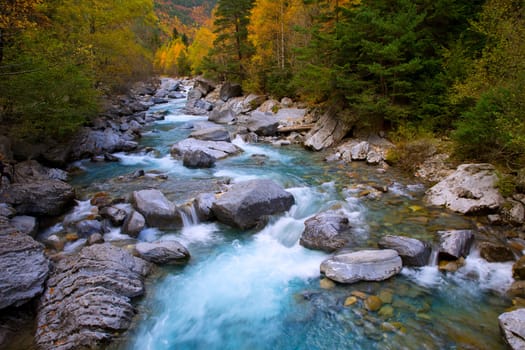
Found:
[154,0,217,36]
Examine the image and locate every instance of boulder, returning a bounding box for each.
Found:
[378,235,431,267]
[366,151,383,165]
[14,160,68,183]
[299,211,352,252]
[274,108,307,125]
[135,241,190,265]
[220,82,243,101]
[87,233,104,245]
[478,242,515,262]
[193,192,217,221]
[171,138,242,160]
[0,217,49,310]
[70,128,138,160]
[212,179,295,229]
[0,180,75,216]
[132,189,180,228]
[499,309,525,350]
[10,215,38,237]
[100,206,127,226]
[247,111,279,136]
[0,203,16,218]
[304,110,353,151]
[437,230,474,261]
[501,199,525,226]
[351,141,370,160]
[35,244,150,350]
[122,210,145,237]
[425,164,504,214]
[320,249,402,284]
[190,126,230,142]
[208,108,237,124]
[194,77,215,95]
[183,150,216,169]
[281,97,294,107]
[242,94,267,112]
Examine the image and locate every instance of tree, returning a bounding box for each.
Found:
[188,23,216,75]
[204,0,255,82]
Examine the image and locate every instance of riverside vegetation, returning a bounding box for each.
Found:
[1,0,525,349]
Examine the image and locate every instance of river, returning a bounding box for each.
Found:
[63,88,513,350]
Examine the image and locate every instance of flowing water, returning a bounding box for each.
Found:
[64,92,515,350]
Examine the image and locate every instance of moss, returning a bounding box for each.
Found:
[496,171,517,198]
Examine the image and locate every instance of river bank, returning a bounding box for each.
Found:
[0,77,524,349]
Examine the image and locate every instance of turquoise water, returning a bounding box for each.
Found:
[69,94,513,350]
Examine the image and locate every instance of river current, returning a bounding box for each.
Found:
[64,94,514,349]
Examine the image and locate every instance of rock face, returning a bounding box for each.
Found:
[247,111,279,136]
[320,249,402,284]
[132,190,180,228]
[437,230,474,261]
[378,235,431,267]
[171,138,242,160]
[0,217,49,310]
[0,180,75,216]
[304,110,353,151]
[36,244,150,350]
[299,211,352,252]
[183,150,216,169]
[499,309,525,350]
[190,126,230,142]
[425,164,504,214]
[135,241,190,264]
[211,179,295,229]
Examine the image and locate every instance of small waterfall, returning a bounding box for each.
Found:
[179,202,200,227]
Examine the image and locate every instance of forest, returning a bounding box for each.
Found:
[1,0,524,171]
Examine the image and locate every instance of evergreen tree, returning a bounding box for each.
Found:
[203,0,255,82]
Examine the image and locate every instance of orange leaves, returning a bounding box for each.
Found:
[0,0,42,30]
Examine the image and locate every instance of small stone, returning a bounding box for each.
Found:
[351,291,368,299]
[87,233,104,245]
[438,257,465,272]
[409,205,423,212]
[378,305,394,318]
[416,313,432,321]
[344,296,358,306]
[378,289,393,304]
[65,233,79,241]
[380,322,397,332]
[365,295,382,312]
[320,278,336,289]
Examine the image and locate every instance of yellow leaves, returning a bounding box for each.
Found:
[188,26,216,74]
[0,0,43,30]
[154,38,189,75]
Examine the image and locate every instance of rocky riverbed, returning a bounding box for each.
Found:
[1,77,525,349]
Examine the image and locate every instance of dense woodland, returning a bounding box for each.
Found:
[1,0,524,172]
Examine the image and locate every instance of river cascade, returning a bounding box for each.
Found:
[3,78,520,350]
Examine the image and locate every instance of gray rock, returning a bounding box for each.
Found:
[220,82,243,101]
[0,217,49,310]
[281,97,293,107]
[168,91,185,99]
[437,230,474,261]
[378,235,431,267]
[35,244,150,350]
[304,110,353,151]
[499,309,525,350]
[209,108,236,124]
[274,108,307,124]
[299,211,352,252]
[247,111,279,136]
[183,150,216,169]
[171,138,242,160]
[195,99,214,111]
[351,141,370,160]
[242,94,267,113]
[0,180,75,216]
[193,192,217,221]
[320,249,402,284]
[501,199,525,225]
[212,179,295,229]
[10,215,38,237]
[122,210,145,237]
[132,189,180,228]
[190,126,230,142]
[366,150,383,165]
[87,233,104,245]
[135,241,190,265]
[70,128,138,160]
[425,164,504,214]
[76,220,104,237]
[100,206,127,226]
[194,77,215,95]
